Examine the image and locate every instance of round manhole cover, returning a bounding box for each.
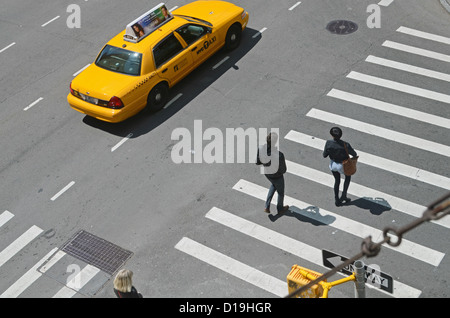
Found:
[326,20,358,35]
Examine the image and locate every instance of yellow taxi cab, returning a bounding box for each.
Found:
[68,1,249,123]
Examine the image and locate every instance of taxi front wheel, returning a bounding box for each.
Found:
[146,83,168,113]
[225,24,242,51]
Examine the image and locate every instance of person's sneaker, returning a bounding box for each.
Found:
[277,205,289,214]
[340,197,351,204]
[335,199,342,207]
[264,208,271,213]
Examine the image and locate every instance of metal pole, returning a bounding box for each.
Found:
[354,260,366,298]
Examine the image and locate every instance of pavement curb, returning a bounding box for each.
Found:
[440,0,450,13]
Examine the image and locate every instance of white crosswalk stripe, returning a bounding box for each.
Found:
[327,89,450,129]
[306,108,450,157]
[285,130,450,190]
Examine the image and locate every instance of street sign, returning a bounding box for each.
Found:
[322,249,393,294]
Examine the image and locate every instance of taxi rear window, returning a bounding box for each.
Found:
[95,45,142,76]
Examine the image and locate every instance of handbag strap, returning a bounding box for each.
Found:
[343,141,350,159]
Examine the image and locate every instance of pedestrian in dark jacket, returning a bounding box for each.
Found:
[323,127,357,206]
[113,269,143,298]
[256,132,289,214]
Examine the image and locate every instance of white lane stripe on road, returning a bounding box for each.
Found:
[285,159,450,229]
[327,88,450,129]
[0,211,14,228]
[175,237,287,297]
[347,71,450,104]
[111,133,133,152]
[51,181,75,201]
[397,26,450,45]
[52,264,101,298]
[206,207,421,298]
[212,56,229,70]
[0,248,65,298]
[73,64,90,76]
[163,93,182,109]
[288,2,301,10]
[378,0,394,6]
[233,179,445,267]
[365,55,450,83]
[285,130,450,190]
[0,226,43,268]
[41,15,60,27]
[252,27,267,38]
[24,97,44,111]
[0,42,15,53]
[306,108,450,158]
[382,40,450,63]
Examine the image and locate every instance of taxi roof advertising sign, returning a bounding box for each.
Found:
[124,3,172,43]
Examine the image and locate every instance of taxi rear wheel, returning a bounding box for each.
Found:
[225,23,242,51]
[146,83,168,113]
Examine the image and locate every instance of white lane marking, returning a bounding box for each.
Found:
[327,88,450,129]
[111,133,133,152]
[0,226,43,268]
[169,6,178,12]
[365,55,450,83]
[212,56,229,70]
[0,211,14,228]
[347,71,450,104]
[0,42,15,53]
[73,64,90,77]
[175,237,287,297]
[0,248,65,298]
[52,264,101,298]
[306,108,450,158]
[397,26,450,45]
[252,27,267,38]
[233,179,445,267]
[383,40,450,63]
[206,207,421,298]
[163,93,182,109]
[378,0,394,6]
[285,159,450,229]
[288,2,302,11]
[24,97,44,111]
[51,181,75,201]
[41,15,60,27]
[285,130,450,190]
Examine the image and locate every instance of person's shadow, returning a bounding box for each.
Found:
[269,205,336,226]
[346,197,391,215]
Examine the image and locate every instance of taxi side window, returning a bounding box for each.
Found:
[153,34,183,69]
[176,25,207,45]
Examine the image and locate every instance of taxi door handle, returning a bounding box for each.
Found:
[162,68,168,73]
[191,46,197,51]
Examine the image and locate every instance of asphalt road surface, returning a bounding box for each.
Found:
[0,0,449,299]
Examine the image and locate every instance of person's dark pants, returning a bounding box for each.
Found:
[265,175,285,212]
[331,171,351,201]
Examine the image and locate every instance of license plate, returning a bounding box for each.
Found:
[80,93,98,105]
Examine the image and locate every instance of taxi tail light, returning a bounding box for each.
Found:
[69,82,74,95]
[107,96,124,109]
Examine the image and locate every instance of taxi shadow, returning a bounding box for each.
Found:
[268,205,336,226]
[82,28,262,138]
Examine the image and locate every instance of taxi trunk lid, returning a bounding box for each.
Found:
[71,64,136,101]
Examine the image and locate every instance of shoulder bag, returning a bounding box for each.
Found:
[342,142,358,176]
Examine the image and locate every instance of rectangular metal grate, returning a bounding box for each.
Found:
[60,230,133,275]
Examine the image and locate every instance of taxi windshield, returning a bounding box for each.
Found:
[95,45,142,76]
